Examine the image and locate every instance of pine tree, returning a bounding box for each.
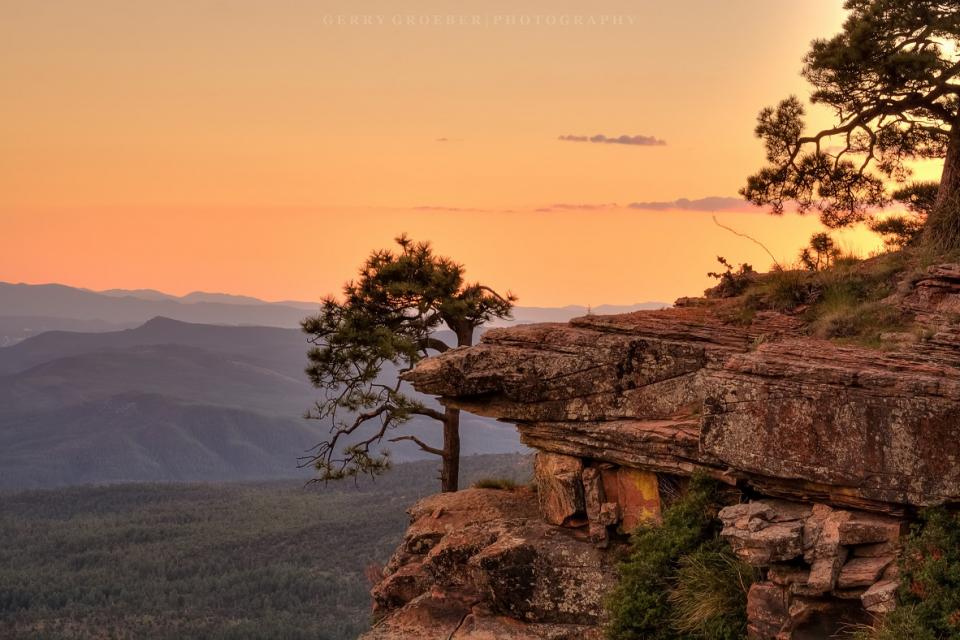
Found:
[741,2,960,248]
[301,234,515,492]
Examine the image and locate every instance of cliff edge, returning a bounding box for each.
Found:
[366,263,960,639]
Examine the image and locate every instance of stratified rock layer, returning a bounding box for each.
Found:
[406,304,960,512]
[374,266,960,639]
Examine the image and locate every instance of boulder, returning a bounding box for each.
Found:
[363,488,617,640]
[861,579,899,614]
[534,453,584,526]
[837,557,895,589]
[719,501,809,565]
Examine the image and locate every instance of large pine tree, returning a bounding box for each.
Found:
[742,1,960,248]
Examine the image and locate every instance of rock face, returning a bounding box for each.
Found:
[406,305,960,513]
[719,499,901,638]
[370,267,960,639]
[362,488,617,640]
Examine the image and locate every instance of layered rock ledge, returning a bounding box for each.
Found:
[369,266,960,639]
[406,306,960,513]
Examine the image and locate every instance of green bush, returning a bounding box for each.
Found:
[854,508,960,640]
[745,269,814,312]
[705,257,756,299]
[605,474,747,640]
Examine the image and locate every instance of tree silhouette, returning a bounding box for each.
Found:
[742,2,960,248]
[300,234,515,492]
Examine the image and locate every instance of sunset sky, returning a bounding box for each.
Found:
[0,1,937,306]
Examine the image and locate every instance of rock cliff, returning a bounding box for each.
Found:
[365,264,960,639]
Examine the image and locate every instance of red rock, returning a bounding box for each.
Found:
[581,467,608,546]
[719,501,807,565]
[746,582,789,640]
[861,579,899,613]
[613,467,661,532]
[837,556,894,589]
[838,514,903,545]
[396,273,960,637]
[363,488,617,639]
[406,294,960,512]
[534,453,583,526]
[800,551,848,595]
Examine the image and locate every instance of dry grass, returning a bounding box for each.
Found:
[668,543,757,639]
[472,477,520,491]
[727,249,918,347]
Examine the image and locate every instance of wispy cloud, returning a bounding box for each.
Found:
[412,197,758,215]
[559,134,666,146]
[627,196,757,212]
[411,205,515,213]
[535,203,619,212]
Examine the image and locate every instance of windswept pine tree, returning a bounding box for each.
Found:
[741,1,960,248]
[301,235,515,492]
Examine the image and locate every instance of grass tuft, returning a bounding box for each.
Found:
[668,541,757,639]
[472,477,519,491]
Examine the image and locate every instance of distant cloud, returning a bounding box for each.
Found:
[435,137,462,142]
[535,203,619,212]
[559,134,666,146]
[411,197,758,215]
[412,205,515,213]
[627,197,758,212]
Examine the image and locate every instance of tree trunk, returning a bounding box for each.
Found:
[440,407,460,492]
[438,322,473,492]
[454,322,474,350]
[926,119,960,249]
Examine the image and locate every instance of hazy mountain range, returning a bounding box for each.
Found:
[0,281,666,489]
[0,281,666,346]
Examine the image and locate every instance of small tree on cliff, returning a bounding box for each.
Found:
[301,235,515,492]
[741,1,960,249]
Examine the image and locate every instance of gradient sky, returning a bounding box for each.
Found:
[0,1,932,305]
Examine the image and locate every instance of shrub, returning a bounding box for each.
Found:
[472,477,519,490]
[705,257,756,299]
[799,232,841,271]
[605,473,740,640]
[742,269,815,312]
[852,508,960,640]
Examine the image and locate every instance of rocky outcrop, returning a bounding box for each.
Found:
[406,305,960,513]
[362,487,617,640]
[719,499,902,638]
[370,267,960,639]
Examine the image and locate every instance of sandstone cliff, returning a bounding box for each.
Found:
[365,264,960,640]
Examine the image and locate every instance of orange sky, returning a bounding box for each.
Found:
[0,1,937,305]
